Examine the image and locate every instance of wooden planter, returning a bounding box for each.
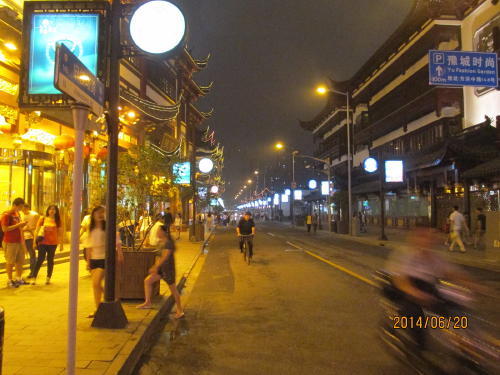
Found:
[120,249,160,300]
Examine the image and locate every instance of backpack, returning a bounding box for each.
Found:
[0,212,11,247]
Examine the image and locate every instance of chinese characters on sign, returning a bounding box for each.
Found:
[429,50,498,88]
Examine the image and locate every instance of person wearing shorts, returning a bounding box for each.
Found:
[85,206,123,317]
[1,197,28,288]
[137,224,184,319]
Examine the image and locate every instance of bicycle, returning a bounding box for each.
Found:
[239,234,253,265]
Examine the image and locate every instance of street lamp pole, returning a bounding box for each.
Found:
[327,157,332,233]
[346,92,352,235]
[320,87,352,235]
[291,151,297,226]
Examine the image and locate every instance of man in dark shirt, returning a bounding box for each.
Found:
[236,212,256,258]
[474,207,486,250]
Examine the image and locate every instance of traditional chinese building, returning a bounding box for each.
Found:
[0,0,212,229]
[300,0,500,245]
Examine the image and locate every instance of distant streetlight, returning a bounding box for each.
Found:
[254,170,259,175]
[275,142,284,150]
[247,179,252,184]
[316,85,328,95]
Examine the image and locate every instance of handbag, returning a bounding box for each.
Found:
[36,218,45,247]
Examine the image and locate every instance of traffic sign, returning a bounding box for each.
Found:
[54,43,105,116]
[429,50,498,88]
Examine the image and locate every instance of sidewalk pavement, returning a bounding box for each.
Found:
[0,230,206,375]
[275,221,500,273]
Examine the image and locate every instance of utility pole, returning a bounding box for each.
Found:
[92,0,127,329]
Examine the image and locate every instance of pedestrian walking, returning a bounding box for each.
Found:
[85,206,123,318]
[306,214,312,232]
[137,224,184,319]
[118,211,135,249]
[32,205,64,285]
[1,197,28,287]
[21,204,39,279]
[148,214,164,247]
[473,207,486,250]
[206,212,214,232]
[312,212,318,233]
[174,213,182,240]
[138,209,152,240]
[449,206,469,253]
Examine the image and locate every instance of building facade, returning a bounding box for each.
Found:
[300,0,500,245]
[0,0,211,229]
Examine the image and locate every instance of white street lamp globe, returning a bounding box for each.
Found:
[199,158,214,173]
[363,157,378,173]
[308,179,317,189]
[210,185,219,194]
[130,1,186,54]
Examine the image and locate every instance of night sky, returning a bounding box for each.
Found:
[179,0,413,205]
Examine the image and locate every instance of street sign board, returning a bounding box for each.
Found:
[54,43,104,116]
[429,50,498,88]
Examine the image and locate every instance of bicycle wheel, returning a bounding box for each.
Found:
[245,239,251,265]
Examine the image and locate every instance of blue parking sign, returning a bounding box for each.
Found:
[429,50,498,88]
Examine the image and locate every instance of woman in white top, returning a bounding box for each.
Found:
[85,206,123,317]
[174,213,182,240]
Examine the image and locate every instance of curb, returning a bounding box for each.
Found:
[107,231,215,375]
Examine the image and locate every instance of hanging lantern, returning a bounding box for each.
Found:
[97,147,108,160]
[54,135,75,150]
[83,144,91,158]
[0,115,12,133]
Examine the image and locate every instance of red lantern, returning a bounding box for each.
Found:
[97,147,108,160]
[54,135,75,150]
[83,145,91,158]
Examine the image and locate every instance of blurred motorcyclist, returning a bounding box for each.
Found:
[389,229,475,351]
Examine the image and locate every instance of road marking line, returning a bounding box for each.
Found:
[304,250,378,287]
[286,241,303,250]
[267,232,275,237]
[285,248,303,252]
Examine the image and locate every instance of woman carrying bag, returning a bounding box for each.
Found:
[32,205,64,285]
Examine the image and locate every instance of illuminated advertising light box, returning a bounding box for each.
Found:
[281,194,289,203]
[385,160,404,183]
[284,188,291,196]
[28,13,100,94]
[294,190,302,200]
[321,181,329,196]
[173,162,191,185]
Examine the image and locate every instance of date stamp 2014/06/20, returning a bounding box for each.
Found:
[393,316,468,329]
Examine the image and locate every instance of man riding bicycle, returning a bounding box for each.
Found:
[236,212,255,259]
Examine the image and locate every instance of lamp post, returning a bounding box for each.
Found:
[316,85,352,235]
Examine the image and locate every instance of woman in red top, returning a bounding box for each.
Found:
[33,205,64,284]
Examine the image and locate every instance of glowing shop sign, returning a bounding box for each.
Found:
[172,162,191,185]
[363,157,378,173]
[198,158,214,173]
[284,188,291,196]
[294,190,302,200]
[21,129,56,146]
[28,13,100,94]
[321,181,330,196]
[281,194,289,203]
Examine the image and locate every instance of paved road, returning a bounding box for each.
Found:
[138,225,410,375]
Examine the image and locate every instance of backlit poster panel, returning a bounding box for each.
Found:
[173,162,191,185]
[385,160,404,183]
[28,13,99,94]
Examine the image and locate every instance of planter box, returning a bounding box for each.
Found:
[120,249,160,300]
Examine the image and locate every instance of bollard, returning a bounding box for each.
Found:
[0,306,4,375]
